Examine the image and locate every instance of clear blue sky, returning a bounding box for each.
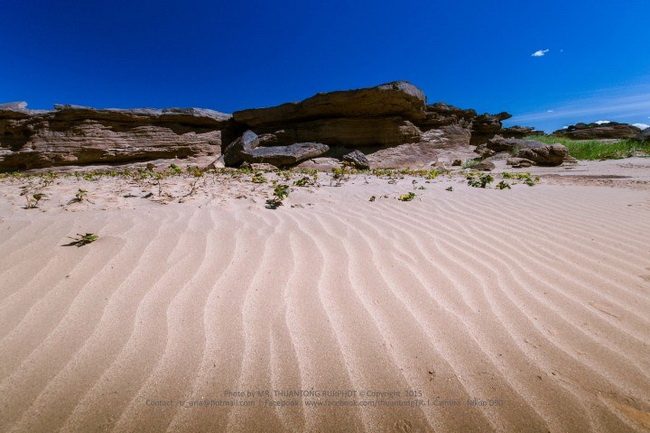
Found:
[2,0,649,132]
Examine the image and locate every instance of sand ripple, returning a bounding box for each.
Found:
[1,183,649,432]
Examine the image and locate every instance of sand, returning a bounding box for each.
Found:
[0,159,649,432]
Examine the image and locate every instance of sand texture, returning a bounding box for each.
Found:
[1,160,649,432]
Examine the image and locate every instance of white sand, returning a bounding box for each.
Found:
[1,161,649,432]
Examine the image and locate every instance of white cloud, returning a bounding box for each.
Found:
[594,120,611,125]
[632,123,649,130]
[546,110,554,113]
[531,49,549,57]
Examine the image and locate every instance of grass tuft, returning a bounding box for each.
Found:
[527,135,649,160]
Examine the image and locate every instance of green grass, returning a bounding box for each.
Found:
[527,135,650,160]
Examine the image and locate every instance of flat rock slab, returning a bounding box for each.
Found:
[233,81,427,127]
[241,142,330,167]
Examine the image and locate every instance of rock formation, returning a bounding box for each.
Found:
[0,103,230,171]
[342,150,370,169]
[475,136,569,168]
[225,81,521,168]
[223,130,260,166]
[240,142,330,166]
[514,142,569,166]
[634,128,650,143]
[552,122,641,140]
[1,81,565,171]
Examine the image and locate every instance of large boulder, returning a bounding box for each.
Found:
[342,150,370,169]
[515,142,569,166]
[486,136,542,153]
[233,81,427,127]
[223,130,260,166]
[634,128,650,143]
[240,142,330,167]
[552,122,641,139]
[0,103,231,171]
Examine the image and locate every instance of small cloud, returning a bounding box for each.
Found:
[632,123,649,130]
[531,49,549,57]
[546,110,554,113]
[594,120,611,125]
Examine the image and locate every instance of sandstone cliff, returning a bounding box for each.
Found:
[1,82,533,171]
[0,103,231,171]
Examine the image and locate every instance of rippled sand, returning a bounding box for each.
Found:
[1,167,649,432]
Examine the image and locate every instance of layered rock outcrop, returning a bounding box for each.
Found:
[232,81,426,149]
[476,136,570,167]
[0,104,230,171]
[2,81,559,171]
[552,122,641,140]
[226,81,519,168]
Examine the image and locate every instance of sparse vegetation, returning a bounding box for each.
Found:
[527,135,649,160]
[266,183,290,209]
[496,181,511,190]
[23,192,45,208]
[251,174,267,183]
[467,172,493,188]
[398,192,416,201]
[67,188,88,204]
[62,233,98,247]
[462,159,482,169]
[293,176,314,187]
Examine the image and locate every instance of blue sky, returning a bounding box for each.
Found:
[2,0,649,132]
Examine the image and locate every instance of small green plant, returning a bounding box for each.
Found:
[496,181,511,190]
[300,168,318,178]
[332,167,350,180]
[426,170,440,180]
[293,176,313,187]
[169,164,183,175]
[274,184,290,200]
[251,174,267,183]
[21,191,45,209]
[62,233,99,247]
[67,188,88,204]
[501,171,539,186]
[81,172,99,182]
[398,192,416,201]
[266,184,290,209]
[188,166,203,177]
[524,176,540,187]
[467,173,494,188]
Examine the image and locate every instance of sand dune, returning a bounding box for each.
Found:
[1,171,649,432]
